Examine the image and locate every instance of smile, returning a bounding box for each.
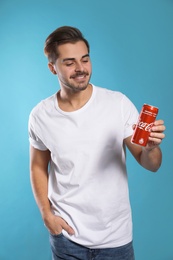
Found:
[70,73,88,79]
[75,75,85,79]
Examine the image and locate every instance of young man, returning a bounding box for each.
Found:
[29,26,165,260]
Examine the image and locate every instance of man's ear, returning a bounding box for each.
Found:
[48,62,57,75]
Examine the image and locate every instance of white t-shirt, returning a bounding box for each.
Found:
[28,85,139,249]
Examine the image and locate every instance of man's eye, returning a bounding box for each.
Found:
[66,63,73,66]
[82,59,89,63]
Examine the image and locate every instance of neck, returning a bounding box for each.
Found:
[57,84,93,112]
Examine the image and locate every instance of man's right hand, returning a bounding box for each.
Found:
[43,213,75,236]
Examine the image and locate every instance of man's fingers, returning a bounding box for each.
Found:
[44,215,75,236]
[61,219,75,235]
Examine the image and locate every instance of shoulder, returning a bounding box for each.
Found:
[93,85,131,104]
[29,93,56,118]
[94,85,123,97]
[92,85,138,118]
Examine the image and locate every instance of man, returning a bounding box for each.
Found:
[28,26,165,260]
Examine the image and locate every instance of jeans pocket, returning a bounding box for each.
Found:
[50,232,63,238]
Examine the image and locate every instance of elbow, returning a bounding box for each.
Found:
[140,159,162,172]
[149,161,162,172]
[151,168,159,173]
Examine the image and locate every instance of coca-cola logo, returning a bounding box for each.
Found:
[137,121,153,132]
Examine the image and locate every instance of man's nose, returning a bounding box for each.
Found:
[75,62,84,72]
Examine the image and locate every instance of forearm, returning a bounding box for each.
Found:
[139,146,162,172]
[30,168,75,236]
[30,169,52,220]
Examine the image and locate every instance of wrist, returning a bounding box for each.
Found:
[40,208,53,221]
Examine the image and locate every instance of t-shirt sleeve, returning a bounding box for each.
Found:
[28,113,48,151]
[122,95,139,139]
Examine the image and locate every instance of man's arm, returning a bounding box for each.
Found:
[124,119,165,172]
[30,145,75,235]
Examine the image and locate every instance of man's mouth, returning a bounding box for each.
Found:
[70,73,88,79]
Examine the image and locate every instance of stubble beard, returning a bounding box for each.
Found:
[61,72,91,93]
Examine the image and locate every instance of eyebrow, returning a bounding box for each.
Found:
[62,54,90,63]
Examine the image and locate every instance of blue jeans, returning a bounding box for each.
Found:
[49,233,135,260]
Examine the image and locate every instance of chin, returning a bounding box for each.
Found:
[72,82,90,91]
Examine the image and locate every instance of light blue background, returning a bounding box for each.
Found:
[0,1,172,259]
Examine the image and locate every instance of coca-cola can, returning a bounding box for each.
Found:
[131,104,159,147]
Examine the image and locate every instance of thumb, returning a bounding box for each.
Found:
[132,124,136,130]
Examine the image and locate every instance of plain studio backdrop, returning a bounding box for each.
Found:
[0,1,172,259]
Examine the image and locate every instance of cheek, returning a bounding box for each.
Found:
[87,62,92,72]
[57,68,70,79]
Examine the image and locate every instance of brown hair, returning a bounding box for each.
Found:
[44,26,90,63]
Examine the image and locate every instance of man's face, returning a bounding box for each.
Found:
[52,41,92,93]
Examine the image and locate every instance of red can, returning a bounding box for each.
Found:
[131,104,159,147]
